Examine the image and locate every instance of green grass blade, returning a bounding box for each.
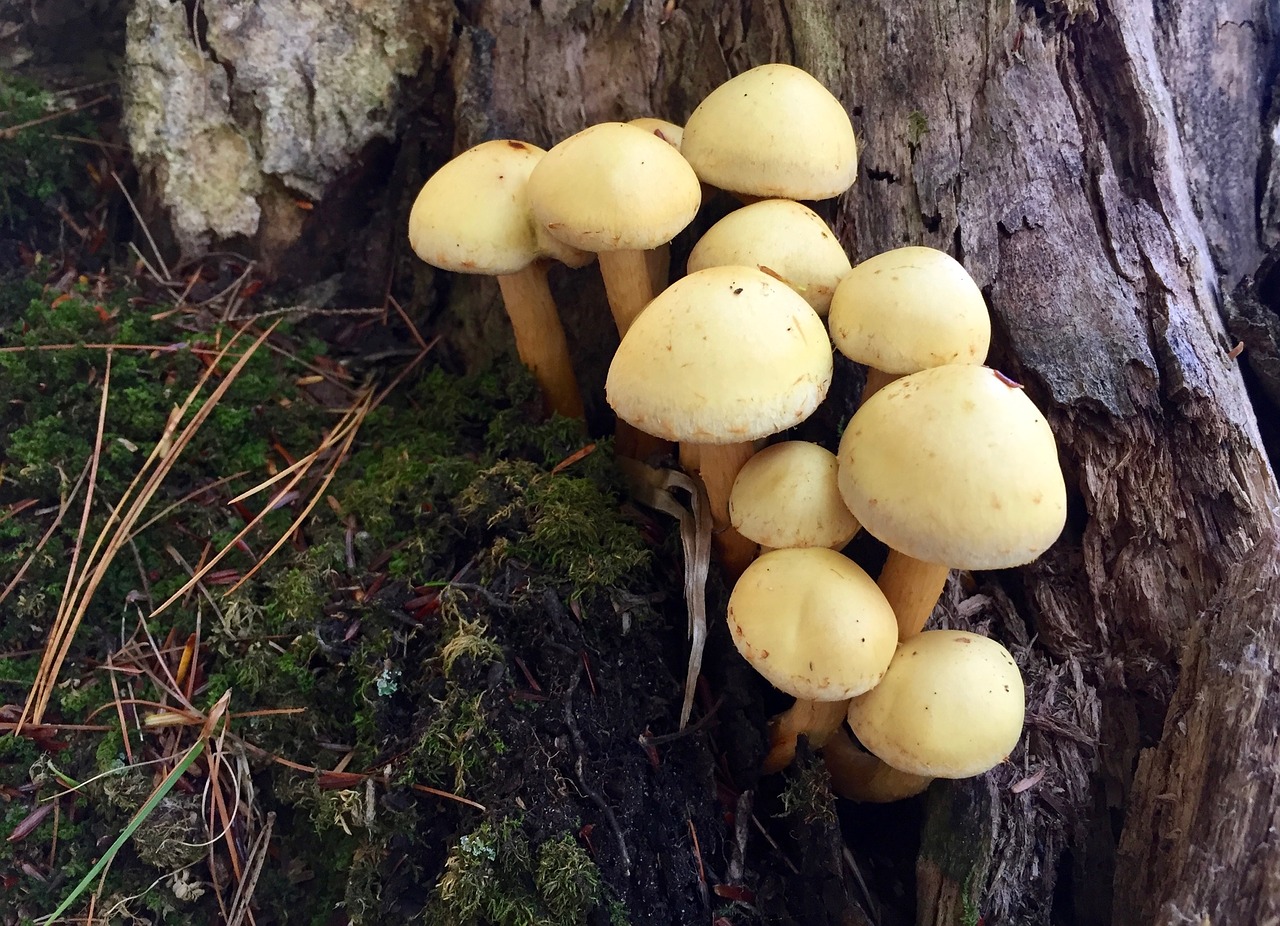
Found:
[40,738,207,923]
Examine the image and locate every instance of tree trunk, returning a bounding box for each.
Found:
[118,0,1280,922]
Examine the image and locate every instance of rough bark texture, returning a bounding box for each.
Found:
[1114,531,1280,925]
[115,0,1280,923]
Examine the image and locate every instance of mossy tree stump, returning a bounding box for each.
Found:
[109,0,1280,921]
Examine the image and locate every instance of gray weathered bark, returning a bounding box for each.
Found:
[117,0,1280,922]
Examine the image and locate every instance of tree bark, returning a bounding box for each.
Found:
[118,0,1280,922]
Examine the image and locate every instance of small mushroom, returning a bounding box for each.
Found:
[828,246,990,399]
[408,139,591,420]
[728,441,860,553]
[845,630,1026,782]
[728,547,898,770]
[688,199,852,317]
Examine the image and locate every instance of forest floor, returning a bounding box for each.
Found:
[0,72,931,926]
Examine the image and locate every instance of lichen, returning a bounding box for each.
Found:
[122,0,455,253]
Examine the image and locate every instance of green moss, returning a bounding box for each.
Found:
[402,684,498,796]
[0,72,96,227]
[1,257,660,923]
[777,751,837,826]
[534,834,603,922]
[0,732,39,766]
[430,819,604,926]
[458,456,650,597]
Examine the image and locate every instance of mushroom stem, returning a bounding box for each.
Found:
[597,249,658,336]
[596,248,674,461]
[877,551,950,640]
[496,264,585,420]
[860,366,900,404]
[761,698,848,774]
[645,245,671,298]
[822,726,933,802]
[682,441,758,579]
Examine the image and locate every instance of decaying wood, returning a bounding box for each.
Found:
[116,0,1280,921]
[1115,531,1280,925]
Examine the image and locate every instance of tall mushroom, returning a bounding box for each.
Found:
[408,139,591,420]
[527,121,701,337]
[606,265,833,576]
[837,364,1067,639]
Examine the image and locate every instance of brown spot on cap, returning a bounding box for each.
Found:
[507,140,528,149]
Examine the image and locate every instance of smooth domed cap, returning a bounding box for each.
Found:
[408,140,591,275]
[527,122,701,252]
[836,365,1067,569]
[729,441,860,549]
[829,247,990,373]
[846,630,1025,778]
[628,117,684,149]
[606,266,833,443]
[682,64,858,200]
[728,548,898,701]
[688,199,852,316]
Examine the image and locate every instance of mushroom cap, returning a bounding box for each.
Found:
[836,365,1067,569]
[828,246,990,374]
[688,199,852,316]
[846,630,1025,778]
[727,547,898,701]
[606,266,833,443]
[527,122,702,252]
[627,117,684,149]
[681,64,858,200]
[729,441,860,549]
[407,139,591,275]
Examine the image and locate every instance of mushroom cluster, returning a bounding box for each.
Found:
[406,63,1068,803]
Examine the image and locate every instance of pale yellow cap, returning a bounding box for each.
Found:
[407,139,590,274]
[727,548,898,700]
[627,117,684,149]
[527,122,701,252]
[729,441,860,549]
[682,64,858,200]
[829,246,990,373]
[688,199,852,316]
[846,630,1025,778]
[836,365,1066,569]
[606,266,833,443]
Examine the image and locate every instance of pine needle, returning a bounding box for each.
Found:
[22,322,277,727]
[151,388,371,615]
